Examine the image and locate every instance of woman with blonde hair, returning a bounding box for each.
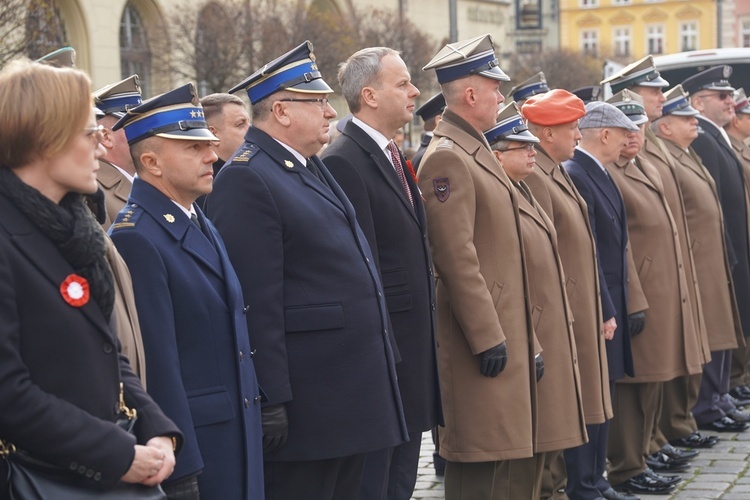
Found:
[0,59,181,498]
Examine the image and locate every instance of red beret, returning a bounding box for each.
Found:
[521,89,586,126]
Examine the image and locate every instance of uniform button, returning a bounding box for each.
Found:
[78,465,87,474]
[250,349,256,358]
[239,351,244,361]
[679,264,683,269]
[103,343,113,354]
[365,258,370,263]
[70,462,78,470]
[429,269,434,276]
[130,203,138,208]
[94,472,101,481]
[244,398,250,408]
[573,357,577,364]
[254,395,262,404]
[377,292,382,298]
[86,469,94,478]
[431,302,436,311]
[243,305,250,314]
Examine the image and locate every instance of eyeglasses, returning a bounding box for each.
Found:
[700,91,732,101]
[83,124,105,144]
[278,98,331,110]
[500,143,535,153]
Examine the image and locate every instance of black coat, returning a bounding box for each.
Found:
[0,192,180,494]
[565,149,635,381]
[691,117,750,337]
[205,126,408,461]
[411,132,432,170]
[322,120,442,433]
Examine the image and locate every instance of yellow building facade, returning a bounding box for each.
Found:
[560,0,717,61]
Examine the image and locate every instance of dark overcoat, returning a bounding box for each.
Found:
[205,126,408,462]
[0,192,180,494]
[411,132,432,170]
[110,179,264,499]
[692,117,750,338]
[322,121,442,433]
[565,148,635,381]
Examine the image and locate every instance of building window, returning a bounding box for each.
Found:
[581,30,598,56]
[25,0,67,59]
[613,27,631,57]
[580,0,597,8]
[120,2,151,97]
[516,0,542,29]
[646,24,665,55]
[516,41,543,53]
[612,0,631,5]
[680,22,698,51]
[742,19,750,47]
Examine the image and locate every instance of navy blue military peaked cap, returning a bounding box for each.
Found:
[228,41,333,104]
[112,82,218,145]
[484,102,540,145]
[571,85,602,104]
[510,72,550,102]
[681,65,735,96]
[661,85,699,117]
[415,93,446,122]
[94,75,142,118]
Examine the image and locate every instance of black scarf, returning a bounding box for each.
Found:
[0,168,114,319]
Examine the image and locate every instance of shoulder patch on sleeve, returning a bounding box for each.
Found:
[433,178,450,202]
[110,204,143,231]
[229,144,260,163]
[436,139,454,150]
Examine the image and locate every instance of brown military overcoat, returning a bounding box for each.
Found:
[607,156,703,382]
[418,110,539,462]
[517,181,588,452]
[525,149,612,424]
[665,140,743,350]
[642,131,710,363]
[96,159,132,229]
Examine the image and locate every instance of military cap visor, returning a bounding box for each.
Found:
[607,90,648,125]
[415,93,446,121]
[602,55,669,94]
[662,86,699,117]
[681,65,735,95]
[228,41,333,103]
[423,34,509,84]
[94,75,142,118]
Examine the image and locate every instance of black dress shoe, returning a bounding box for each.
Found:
[601,486,640,500]
[614,472,676,495]
[643,467,682,486]
[660,443,698,462]
[727,393,750,409]
[670,431,720,448]
[698,415,749,432]
[727,408,750,423]
[731,385,750,399]
[646,451,691,472]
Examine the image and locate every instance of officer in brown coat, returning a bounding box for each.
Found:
[418,35,541,500]
[604,58,711,459]
[93,75,142,229]
[488,102,588,500]
[522,90,617,500]
[605,92,704,496]
[655,85,745,437]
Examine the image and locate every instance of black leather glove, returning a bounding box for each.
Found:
[261,404,288,453]
[628,311,646,337]
[535,354,544,382]
[479,342,507,377]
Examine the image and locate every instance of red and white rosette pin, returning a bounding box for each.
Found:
[60,274,90,307]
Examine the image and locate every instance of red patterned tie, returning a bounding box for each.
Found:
[387,141,414,208]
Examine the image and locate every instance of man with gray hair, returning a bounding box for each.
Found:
[322,46,441,500]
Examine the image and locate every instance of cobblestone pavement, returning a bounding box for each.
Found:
[411,429,750,499]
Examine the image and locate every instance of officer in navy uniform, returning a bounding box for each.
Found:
[685,66,750,426]
[204,41,408,499]
[412,92,446,169]
[509,71,550,107]
[109,83,264,500]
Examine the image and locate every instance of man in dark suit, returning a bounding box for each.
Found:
[686,67,750,418]
[321,47,441,500]
[412,92,445,169]
[204,41,408,499]
[564,102,643,498]
[109,83,264,500]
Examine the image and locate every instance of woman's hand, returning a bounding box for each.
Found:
[120,436,176,486]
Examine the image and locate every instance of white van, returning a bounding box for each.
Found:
[653,48,750,90]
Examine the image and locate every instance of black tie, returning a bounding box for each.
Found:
[190,213,200,228]
[306,159,323,181]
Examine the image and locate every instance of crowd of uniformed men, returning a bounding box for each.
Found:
[33,29,750,500]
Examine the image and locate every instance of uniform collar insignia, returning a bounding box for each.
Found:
[164,213,175,223]
[284,160,294,168]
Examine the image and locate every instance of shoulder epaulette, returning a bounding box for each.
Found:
[110,203,143,231]
[436,138,454,150]
[229,144,260,164]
